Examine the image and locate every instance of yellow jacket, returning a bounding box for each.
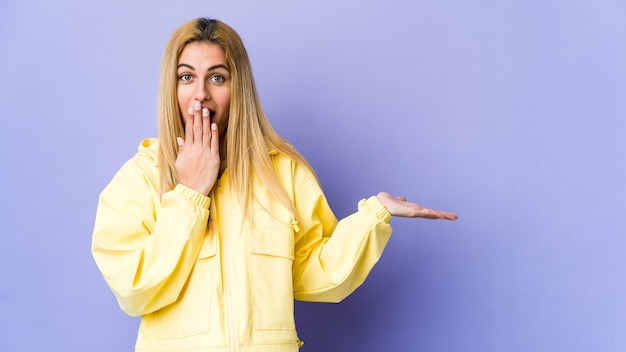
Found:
[92,139,393,352]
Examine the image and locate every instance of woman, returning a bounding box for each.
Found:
[92,18,457,352]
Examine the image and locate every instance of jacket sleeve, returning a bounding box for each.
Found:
[291,173,393,303]
[91,154,210,317]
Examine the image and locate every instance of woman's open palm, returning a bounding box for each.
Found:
[376,192,458,220]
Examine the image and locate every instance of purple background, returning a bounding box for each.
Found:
[1,0,625,351]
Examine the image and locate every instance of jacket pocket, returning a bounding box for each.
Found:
[249,225,296,331]
[142,234,218,340]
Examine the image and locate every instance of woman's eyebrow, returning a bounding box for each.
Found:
[206,64,229,72]
[177,63,195,70]
[177,63,229,71]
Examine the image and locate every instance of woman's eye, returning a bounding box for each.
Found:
[211,75,226,83]
[179,73,192,82]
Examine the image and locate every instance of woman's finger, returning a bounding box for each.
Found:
[202,107,211,148]
[184,106,194,144]
[210,123,219,155]
[192,101,203,144]
[421,207,458,220]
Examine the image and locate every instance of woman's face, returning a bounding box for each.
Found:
[177,41,231,137]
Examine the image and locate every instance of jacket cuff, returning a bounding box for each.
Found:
[173,184,211,209]
[361,196,392,223]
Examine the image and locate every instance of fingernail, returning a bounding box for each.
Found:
[211,123,217,130]
[202,108,209,117]
[194,101,201,110]
[187,107,193,115]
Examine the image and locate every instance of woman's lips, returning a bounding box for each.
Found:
[202,105,216,119]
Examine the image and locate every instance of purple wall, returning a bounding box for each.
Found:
[1,0,625,351]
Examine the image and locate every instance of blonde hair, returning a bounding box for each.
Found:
[158,18,314,220]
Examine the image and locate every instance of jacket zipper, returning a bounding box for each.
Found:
[217,178,240,352]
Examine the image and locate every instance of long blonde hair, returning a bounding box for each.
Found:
[158,18,314,220]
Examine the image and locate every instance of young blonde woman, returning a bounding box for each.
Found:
[92,18,457,352]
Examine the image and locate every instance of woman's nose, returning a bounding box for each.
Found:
[195,83,210,101]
